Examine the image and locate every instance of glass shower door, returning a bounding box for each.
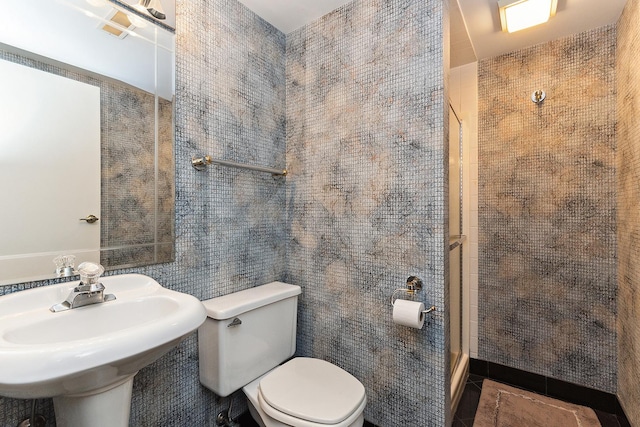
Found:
[449,105,463,376]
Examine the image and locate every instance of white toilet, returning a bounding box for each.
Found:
[198,282,367,427]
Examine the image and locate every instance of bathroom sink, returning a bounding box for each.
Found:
[0,273,206,399]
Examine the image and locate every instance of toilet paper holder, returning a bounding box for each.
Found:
[390,276,436,314]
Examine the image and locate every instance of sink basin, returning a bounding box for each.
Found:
[0,273,206,401]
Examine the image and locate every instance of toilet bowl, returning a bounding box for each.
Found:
[243,358,366,427]
[198,282,366,427]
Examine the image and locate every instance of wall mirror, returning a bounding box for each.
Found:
[0,0,175,285]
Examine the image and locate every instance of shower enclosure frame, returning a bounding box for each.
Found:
[449,103,470,412]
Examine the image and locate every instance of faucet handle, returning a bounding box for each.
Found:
[77,262,105,285]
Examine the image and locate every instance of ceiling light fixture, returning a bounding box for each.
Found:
[498,0,558,33]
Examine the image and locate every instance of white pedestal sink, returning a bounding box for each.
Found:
[0,274,206,427]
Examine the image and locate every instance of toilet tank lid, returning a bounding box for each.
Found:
[202,282,301,320]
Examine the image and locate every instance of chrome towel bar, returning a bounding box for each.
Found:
[192,155,287,176]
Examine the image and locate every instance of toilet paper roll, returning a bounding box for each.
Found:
[392,299,425,329]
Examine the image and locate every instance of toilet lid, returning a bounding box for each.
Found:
[259,358,366,425]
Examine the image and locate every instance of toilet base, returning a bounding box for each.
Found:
[247,399,272,427]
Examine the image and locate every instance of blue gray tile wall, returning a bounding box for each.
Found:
[175,0,288,292]
[0,0,287,424]
[285,0,449,425]
[126,0,288,424]
[616,1,640,425]
[478,26,617,393]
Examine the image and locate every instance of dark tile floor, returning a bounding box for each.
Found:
[236,411,259,426]
[453,374,627,427]
[236,374,626,427]
[236,411,377,426]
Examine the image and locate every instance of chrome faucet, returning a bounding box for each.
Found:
[50,262,116,312]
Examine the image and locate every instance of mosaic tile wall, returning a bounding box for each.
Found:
[0,0,287,424]
[126,0,288,423]
[478,26,617,393]
[285,0,449,425]
[616,0,640,424]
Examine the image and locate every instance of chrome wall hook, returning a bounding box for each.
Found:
[531,89,546,104]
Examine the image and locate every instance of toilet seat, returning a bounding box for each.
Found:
[257,358,366,427]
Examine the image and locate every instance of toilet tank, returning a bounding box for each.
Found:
[198,282,301,397]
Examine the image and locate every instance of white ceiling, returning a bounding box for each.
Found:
[237,0,628,65]
[236,0,356,34]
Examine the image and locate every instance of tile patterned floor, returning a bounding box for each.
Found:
[453,374,627,427]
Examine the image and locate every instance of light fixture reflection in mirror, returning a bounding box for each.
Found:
[137,0,167,20]
[0,0,175,286]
